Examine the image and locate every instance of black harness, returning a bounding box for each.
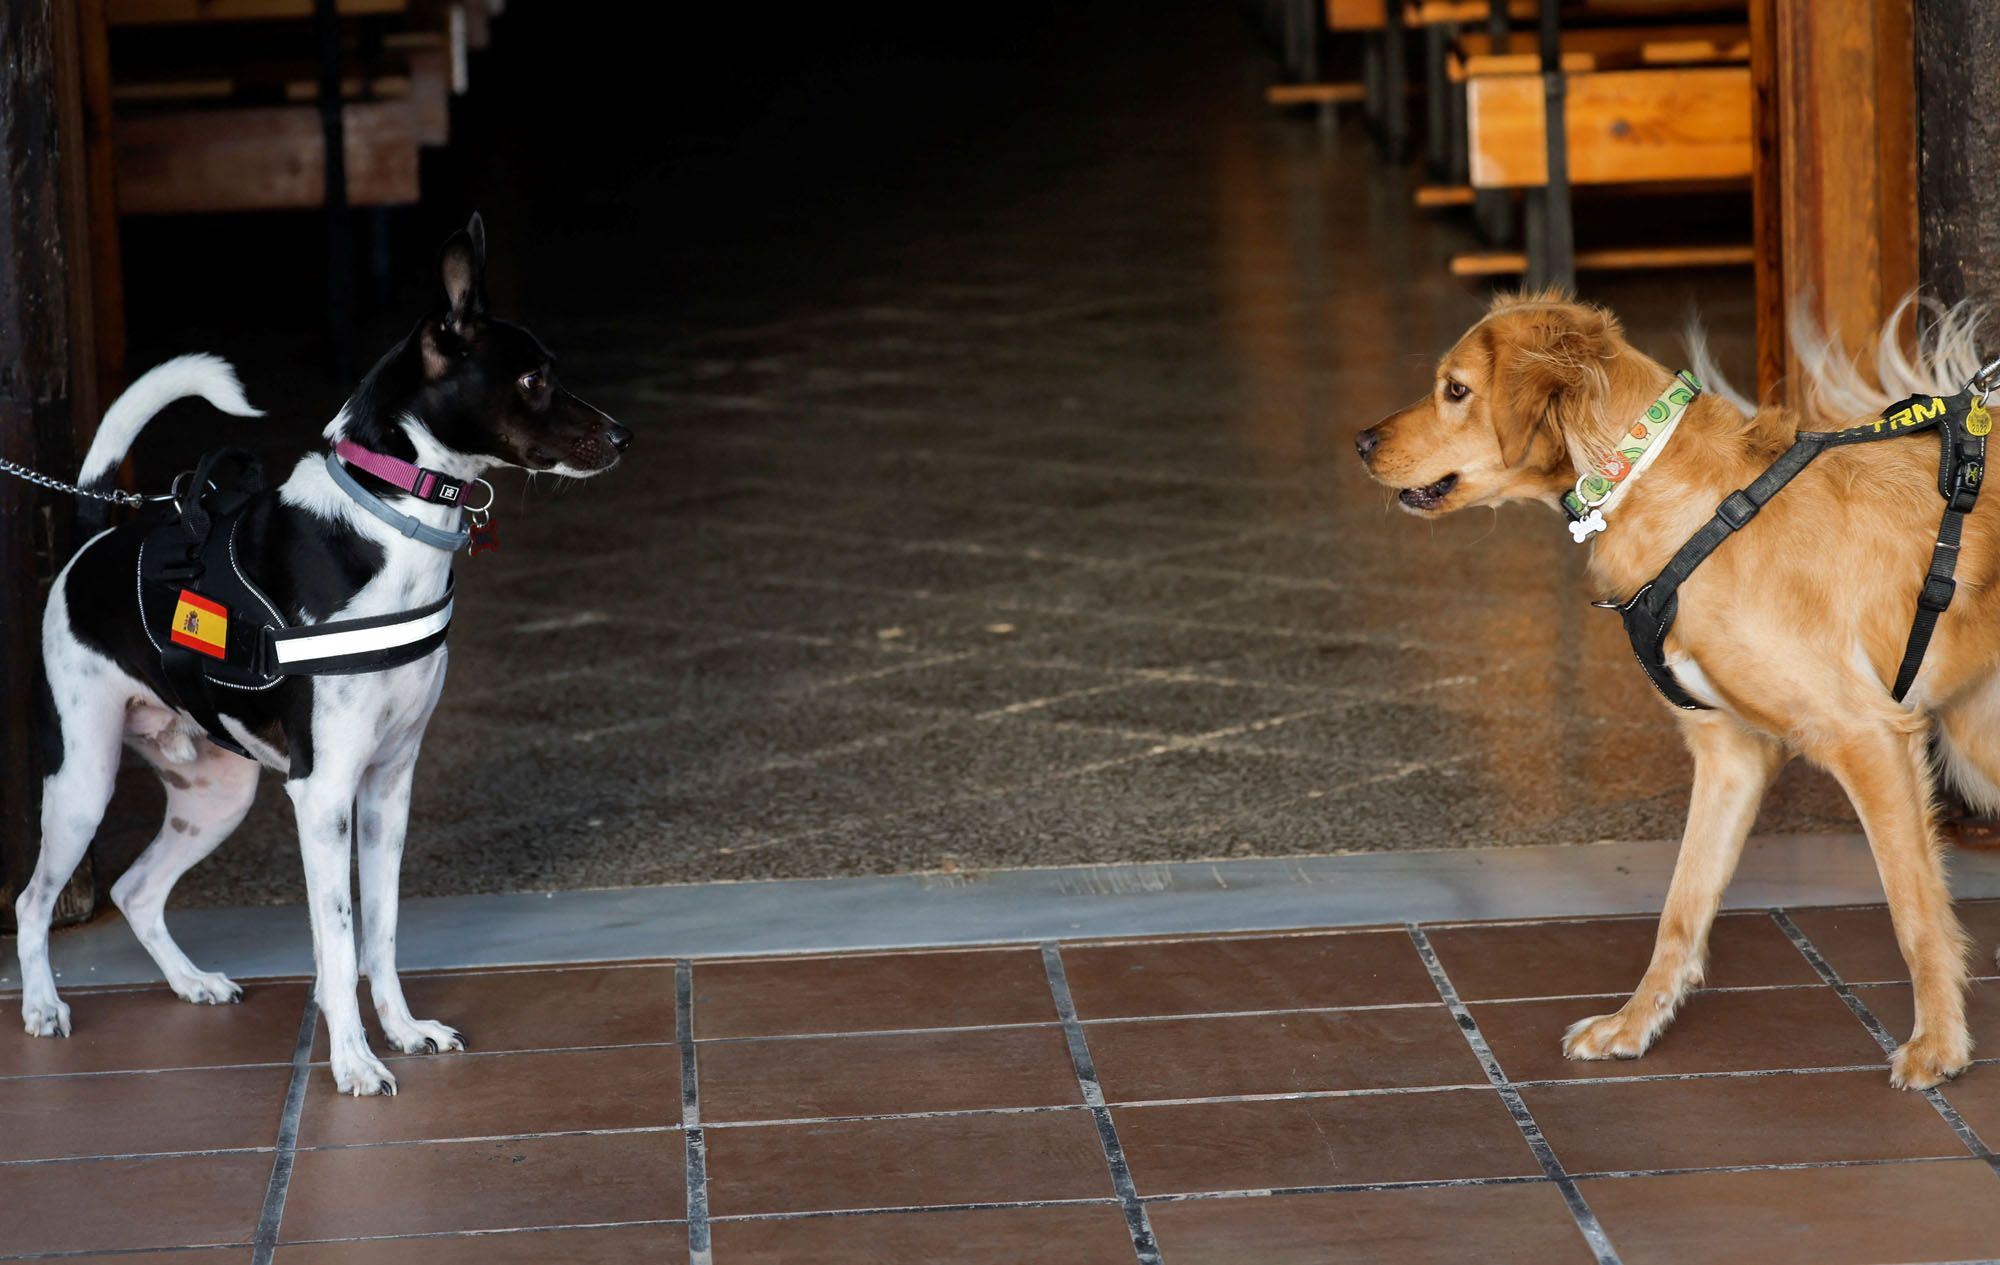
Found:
[137,448,454,759]
[1580,389,1991,711]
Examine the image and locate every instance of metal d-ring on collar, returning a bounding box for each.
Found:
[325,451,473,551]
[458,474,496,524]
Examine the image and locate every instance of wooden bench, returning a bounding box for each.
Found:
[105,0,498,372]
[1452,62,1753,276]
[106,2,480,214]
[1449,24,1749,76]
[1467,65,1752,187]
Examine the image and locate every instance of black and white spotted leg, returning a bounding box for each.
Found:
[15,694,124,1039]
[287,757,396,1096]
[358,754,462,1055]
[113,739,260,1005]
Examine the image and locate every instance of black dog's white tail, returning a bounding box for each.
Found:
[78,354,262,496]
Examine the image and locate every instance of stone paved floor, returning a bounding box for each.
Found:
[102,0,1853,905]
[9,903,2000,1262]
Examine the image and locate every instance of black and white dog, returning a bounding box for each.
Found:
[16,214,629,1095]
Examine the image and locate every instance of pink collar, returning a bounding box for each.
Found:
[333,439,463,506]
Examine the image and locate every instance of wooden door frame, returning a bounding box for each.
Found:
[1751,0,1919,404]
[0,0,123,930]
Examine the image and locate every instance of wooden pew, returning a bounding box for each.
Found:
[105,0,492,370]
[1452,63,1753,275]
[107,0,474,215]
[1467,65,1752,187]
[107,0,403,23]
[116,100,422,213]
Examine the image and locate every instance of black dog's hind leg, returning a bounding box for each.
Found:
[112,738,259,1004]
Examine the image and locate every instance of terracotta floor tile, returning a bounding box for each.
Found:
[1118,1088,1537,1194]
[1583,1159,2000,1265]
[710,1205,1138,1263]
[699,1024,1080,1123]
[299,1046,679,1146]
[1789,901,2000,985]
[692,948,1056,1038]
[1426,913,1820,1002]
[1473,988,1885,1083]
[1085,1006,1484,1102]
[705,1111,1112,1215]
[279,1132,683,1241]
[1914,1047,2000,1142]
[274,1225,687,1263]
[51,1255,251,1265]
[0,981,309,1077]
[1852,981,2000,1056]
[1,1151,269,1256]
[312,965,676,1059]
[0,1063,291,1162]
[1146,1184,1599,1265]
[1524,1070,1965,1175]
[1059,930,1436,1019]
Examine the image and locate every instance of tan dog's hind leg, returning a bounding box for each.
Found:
[1937,685,2000,973]
[1819,717,1972,1089]
[1564,712,1785,1061]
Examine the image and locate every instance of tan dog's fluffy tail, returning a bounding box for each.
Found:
[1789,296,1990,427]
[1682,317,1754,417]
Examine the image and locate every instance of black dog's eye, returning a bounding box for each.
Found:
[1443,380,1471,403]
[519,369,546,393]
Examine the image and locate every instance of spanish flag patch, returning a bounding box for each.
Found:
[170,590,229,660]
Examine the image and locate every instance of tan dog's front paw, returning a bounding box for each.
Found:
[1561,1008,1663,1061]
[1889,1032,1971,1090]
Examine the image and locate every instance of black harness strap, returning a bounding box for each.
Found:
[139,447,457,758]
[1614,391,1987,710]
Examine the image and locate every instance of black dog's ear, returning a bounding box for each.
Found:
[437,212,488,335]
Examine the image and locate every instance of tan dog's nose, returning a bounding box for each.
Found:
[1354,426,1382,461]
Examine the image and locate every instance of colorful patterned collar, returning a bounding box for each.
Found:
[1561,371,1704,543]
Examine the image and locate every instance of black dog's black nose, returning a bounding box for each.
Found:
[1354,426,1382,460]
[606,423,634,453]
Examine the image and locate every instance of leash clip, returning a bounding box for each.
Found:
[1972,355,2000,397]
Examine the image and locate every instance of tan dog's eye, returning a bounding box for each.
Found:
[1443,380,1471,403]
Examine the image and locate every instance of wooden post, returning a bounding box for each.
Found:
[0,0,117,930]
[1752,0,1919,401]
[1914,1,2000,308]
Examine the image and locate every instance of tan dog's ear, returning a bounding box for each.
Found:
[1490,305,1618,469]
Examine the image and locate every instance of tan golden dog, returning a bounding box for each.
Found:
[1358,291,1999,1089]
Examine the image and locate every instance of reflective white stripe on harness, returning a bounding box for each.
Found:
[271,599,453,668]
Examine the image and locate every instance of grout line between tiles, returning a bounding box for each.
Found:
[1042,943,1162,1265]
[297,1125,682,1154]
[1568,1154,1982,1182]
[10,1060,1952,1170]
[1770,908,2000,1179]
[1138,1173,1557,1203]
[250,996,318,1265]
[1406,924,1622,1265]
[251,1220,690,1250]
[706,1196,1124,1225]
[678,960,713,1265]
[0,981,1908,1088]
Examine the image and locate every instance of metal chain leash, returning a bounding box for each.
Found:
[0,457,145,507]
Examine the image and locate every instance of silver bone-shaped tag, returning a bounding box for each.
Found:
[1569,509,1607,543]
